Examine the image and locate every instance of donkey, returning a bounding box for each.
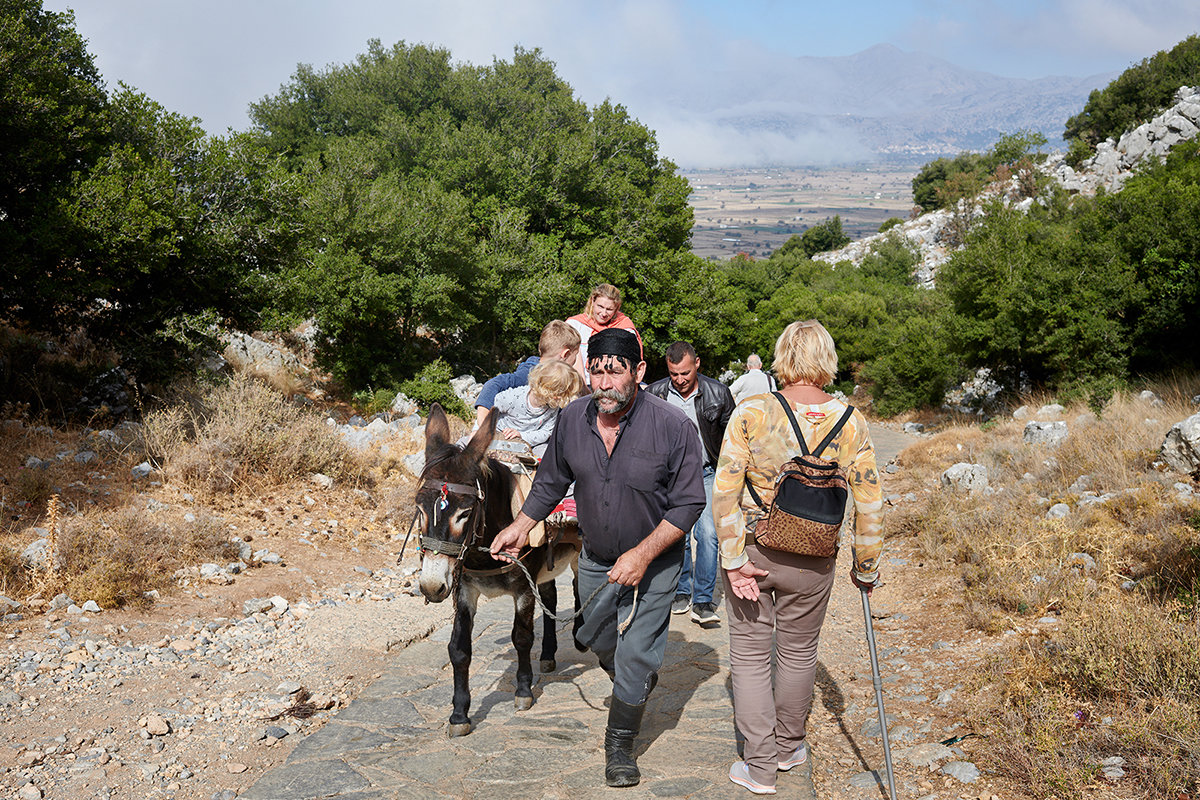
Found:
[415,403,580,737]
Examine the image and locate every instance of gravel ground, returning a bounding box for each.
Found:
[3,419,1001,800]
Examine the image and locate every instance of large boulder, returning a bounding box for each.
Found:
[941,463,988,494]
[1162,412,1200,478]
[451,375,483,407]
[1024,421,1069,446]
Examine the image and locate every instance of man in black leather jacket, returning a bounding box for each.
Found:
[647,341,735,624]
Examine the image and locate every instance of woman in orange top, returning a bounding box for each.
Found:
[566,283,642,380]
[714,319,883,795]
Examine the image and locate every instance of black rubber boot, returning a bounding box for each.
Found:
[604,697,646,787]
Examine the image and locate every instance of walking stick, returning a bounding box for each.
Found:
[860,587,898,800]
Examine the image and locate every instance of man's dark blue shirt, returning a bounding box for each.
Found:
[522,389,706,563]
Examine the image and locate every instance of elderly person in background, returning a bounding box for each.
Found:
[713,319,883,795]
[566,283,642,380]
[729,353,776,404]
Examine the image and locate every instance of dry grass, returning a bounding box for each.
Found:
[0,544,24,596]
[245,362,309,398]
[0,499,234,609]
[141,374,369,496]
[893,383,1200,798]
[55,507,233,608]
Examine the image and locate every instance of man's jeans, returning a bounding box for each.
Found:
[677,466,717,605]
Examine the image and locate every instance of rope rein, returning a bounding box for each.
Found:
[401,473,639,633]
[492,546,639,633]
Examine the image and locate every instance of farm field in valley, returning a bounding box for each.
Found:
[684,164,918,261]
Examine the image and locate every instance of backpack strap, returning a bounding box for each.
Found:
[743,393,855,509]
[812,404,856,457]
[744,476,765,510]
[771,391,809,453]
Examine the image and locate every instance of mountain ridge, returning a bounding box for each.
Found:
[658,43,1119,163]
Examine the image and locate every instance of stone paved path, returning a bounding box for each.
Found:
[242,426,932,800]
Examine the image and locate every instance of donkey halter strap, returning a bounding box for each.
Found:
[418,478,488,560]
[421,478,483,501]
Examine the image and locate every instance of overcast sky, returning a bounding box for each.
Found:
[44,0,1200,167]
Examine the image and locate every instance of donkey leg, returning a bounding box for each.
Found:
[538,579,558,673]
[512,586,537,710]
[447,585,478,737]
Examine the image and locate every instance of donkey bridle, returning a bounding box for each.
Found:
[417,478,485,558]
[415,477,530,578]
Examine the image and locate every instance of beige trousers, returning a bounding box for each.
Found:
[722,542,837,787]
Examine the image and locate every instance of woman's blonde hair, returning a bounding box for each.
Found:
[528,359,585,409]
[773,319,838,388]
[584,283,622,318]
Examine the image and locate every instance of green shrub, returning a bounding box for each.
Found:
[878,217,903,233]
[1064,136,1092,169]
[352,387,398,416]
[399,359,471,419]
[1064,34,1200,146]
[798,215,850,256]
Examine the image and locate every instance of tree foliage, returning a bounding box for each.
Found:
[4,8,1198,420]
[1065,34,1200,148]
[251,41,736,385]
[911,130,1046,212]
[0,0,108,328]
[66,89,303,375]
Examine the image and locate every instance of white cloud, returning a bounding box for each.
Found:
[649,110,870,169]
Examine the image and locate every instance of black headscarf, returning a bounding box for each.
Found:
[587,328,642,370]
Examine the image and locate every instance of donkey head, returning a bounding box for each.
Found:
[416,404,497,603]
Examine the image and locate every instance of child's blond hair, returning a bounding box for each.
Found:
[529,359,585,409]
[539,319,581,359]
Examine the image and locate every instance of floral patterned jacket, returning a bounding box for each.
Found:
[713,394,883,576]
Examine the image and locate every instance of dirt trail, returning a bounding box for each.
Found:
[4,421,1009,800]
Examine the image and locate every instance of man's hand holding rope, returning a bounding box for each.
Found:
[491,511,536,559]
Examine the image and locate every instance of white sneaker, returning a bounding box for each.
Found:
[728,761,776,794]
[778,742,807,771]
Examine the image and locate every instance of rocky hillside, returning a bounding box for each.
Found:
[813,85,1200,286]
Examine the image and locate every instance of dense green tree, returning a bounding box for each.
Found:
[937,199,1132,389]
[1065,35,1200,148]
[798,215,850,257]
[0,0,108,329]
[859,295,958,415]
[1080,140,1200,373]
[65,89,304,376]
[252,42,718,384]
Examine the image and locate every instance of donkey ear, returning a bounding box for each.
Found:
[462,407,496,464]
[425,403,450,459]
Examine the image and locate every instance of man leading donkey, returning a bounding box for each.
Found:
[492,328,705,788]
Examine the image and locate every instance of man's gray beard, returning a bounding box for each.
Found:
[593,386,634,413]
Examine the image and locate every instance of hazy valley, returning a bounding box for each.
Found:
[685,164,916,260]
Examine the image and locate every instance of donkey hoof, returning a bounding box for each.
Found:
[514,695,534,711]
[447,721,473,738]
[540,659,557,673]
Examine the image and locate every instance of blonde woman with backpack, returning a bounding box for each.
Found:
[713,319,883,795]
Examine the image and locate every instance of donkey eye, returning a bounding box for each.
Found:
[453,508,472,524]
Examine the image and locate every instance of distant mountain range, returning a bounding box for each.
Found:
[653,44,1118,165]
